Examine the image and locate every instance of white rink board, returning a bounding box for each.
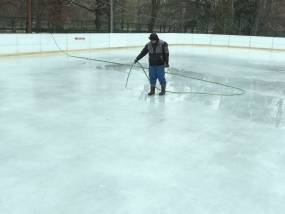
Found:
[1,33,285,55]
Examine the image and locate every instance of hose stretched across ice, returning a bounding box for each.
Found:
[51,34,245,96]
[125,62,245,96]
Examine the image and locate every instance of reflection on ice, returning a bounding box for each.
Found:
[97,64,285,129]
[1,46,285,214]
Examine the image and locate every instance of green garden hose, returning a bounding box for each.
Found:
[125,62,245,96]
[51,34,245,96]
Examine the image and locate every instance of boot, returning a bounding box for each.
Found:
[148,84,155,95]
[159,85,166,96]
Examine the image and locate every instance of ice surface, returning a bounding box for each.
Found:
[0,45,285,214]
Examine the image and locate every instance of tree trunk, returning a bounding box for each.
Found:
[94,9,104,32]
[148,0,161,32]
[26,0,32,33]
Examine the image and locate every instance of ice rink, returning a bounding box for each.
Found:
[1,45,285,214]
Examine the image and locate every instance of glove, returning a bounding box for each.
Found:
[134,59,138,63]
[165,63,169,68]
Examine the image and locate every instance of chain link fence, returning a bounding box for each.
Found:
[1,16,285,37]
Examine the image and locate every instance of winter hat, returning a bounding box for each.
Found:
[148,33,159,40]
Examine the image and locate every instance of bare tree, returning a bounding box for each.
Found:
[71,0,110,32]
[0,0,285,35]
[148,0,161,32]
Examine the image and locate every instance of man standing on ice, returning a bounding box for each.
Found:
[134,33,169,96]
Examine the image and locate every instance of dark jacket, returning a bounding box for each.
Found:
[136,39,169,66]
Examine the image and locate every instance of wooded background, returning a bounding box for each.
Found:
[1,0,285,36]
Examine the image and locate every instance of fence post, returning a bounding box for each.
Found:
[223,18,227,35]
[254,17,259,36]
[39,18,42,33]
[239,18,242,35]
[110,0,113,33]
[272,18,276,37]
[12,17,15,32]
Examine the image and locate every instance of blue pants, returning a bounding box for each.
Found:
[149,65,166,85]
